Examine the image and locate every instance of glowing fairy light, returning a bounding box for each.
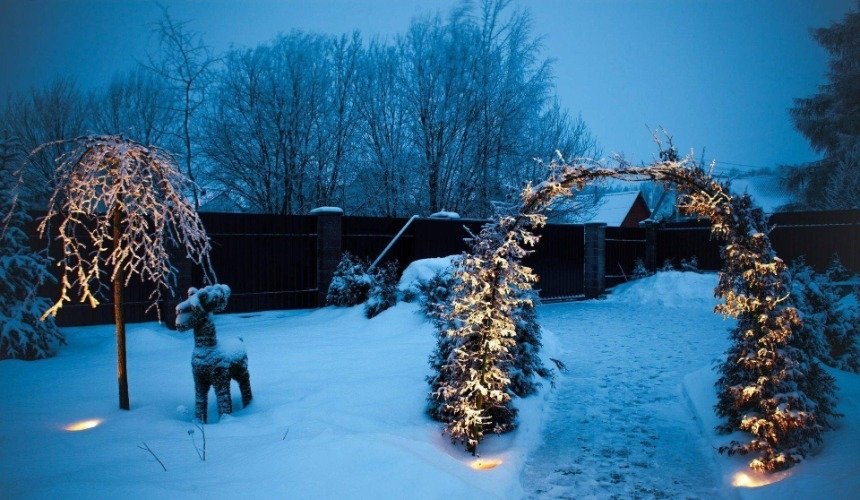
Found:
[64,419,103,431]
[469,458,502,470]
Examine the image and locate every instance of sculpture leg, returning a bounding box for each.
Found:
[232,358,253,407]
[194,374,210,424]
[214,369,233,417]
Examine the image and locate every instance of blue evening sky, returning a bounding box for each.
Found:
[0,0,854,170]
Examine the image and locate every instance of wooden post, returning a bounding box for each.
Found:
[311,207,343,307]
[112,204,130,410]
[584,222,606,299]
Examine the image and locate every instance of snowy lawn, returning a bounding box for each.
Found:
[0,302,550,499]
[2,271,857,498]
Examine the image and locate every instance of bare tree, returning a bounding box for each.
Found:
[397,0,598,216]
[204,32,359,214]
[4,78,88,207]
[36,135,214,410]
[88,67,175,146]
[313,33,362,207]
[353,40,417,216]
[147,7,217,209]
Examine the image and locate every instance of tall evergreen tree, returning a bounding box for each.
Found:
[0,132,64,360]
[712,195,837,471]
[787,5,860,208]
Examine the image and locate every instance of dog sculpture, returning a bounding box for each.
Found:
[175,284,252,423]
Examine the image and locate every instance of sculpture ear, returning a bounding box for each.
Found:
[198,284,230,313]
[187,287,199,298]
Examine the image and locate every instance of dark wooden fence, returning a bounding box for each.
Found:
[26,208,859,326]
[199,213,318,313]
[605,227,647,287]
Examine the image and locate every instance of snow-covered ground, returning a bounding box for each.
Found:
[1,272,857,498]
[522,272,731,498]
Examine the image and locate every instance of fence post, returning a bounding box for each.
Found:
[311,207,344,307]
[584,222,606,298]
[642,220,657,272]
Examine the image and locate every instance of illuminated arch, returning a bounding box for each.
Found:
[438,153,836,472]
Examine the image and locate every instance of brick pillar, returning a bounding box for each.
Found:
[161,243,193,329]
[642,220,657,272]
[584,222,606,299]
[310,207,343,307]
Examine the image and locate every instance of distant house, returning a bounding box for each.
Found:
[198,190,246,213]
[587,191,652,227]
[552,190,652,227]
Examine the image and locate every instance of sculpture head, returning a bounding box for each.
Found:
[175,284,231,331]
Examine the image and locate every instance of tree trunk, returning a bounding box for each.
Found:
[113,205,130,410]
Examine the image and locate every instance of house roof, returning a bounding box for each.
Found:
[199,191,245,213]
[584,191,645,226]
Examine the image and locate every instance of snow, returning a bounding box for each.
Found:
[684,366,860,498]
[605,270,719,308]
[0,302,553,499]
[308,206,344,215]
[397,256,457,293]
[429,211,461,219]
[2,271,856,497]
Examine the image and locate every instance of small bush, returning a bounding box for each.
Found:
[365,261,400,318]
[790,258,859,372]
[326,252,372,306]
[680,256,699,272]
[416,270,456,328]
[631,258,651,279]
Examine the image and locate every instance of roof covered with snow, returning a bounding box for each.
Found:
[582,191,644,226]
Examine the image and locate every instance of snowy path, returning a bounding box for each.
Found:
[523,275,733,499]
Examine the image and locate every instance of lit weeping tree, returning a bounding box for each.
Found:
[433,144,837,468]
[35,135,214,410]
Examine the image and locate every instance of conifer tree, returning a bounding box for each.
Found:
[432,213,535,454]
[790,258,859,372]
[507,290,552,398]
[709,194,837,471]
[0,133,64,360]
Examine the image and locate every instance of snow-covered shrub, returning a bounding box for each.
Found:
[326,252,371,306]
[364,261,399,319]
[397,256,458,303]
[507,290,552,397]
[825,255,853,283]
[631,258,651,279]
[416,270,456,328]
[789,258,859,372]
[0,209,64,360]
[679,255,699,272]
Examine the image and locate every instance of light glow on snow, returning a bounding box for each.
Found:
[731,470,789,488]
[64,419,102,432]
[469,458,502,470]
